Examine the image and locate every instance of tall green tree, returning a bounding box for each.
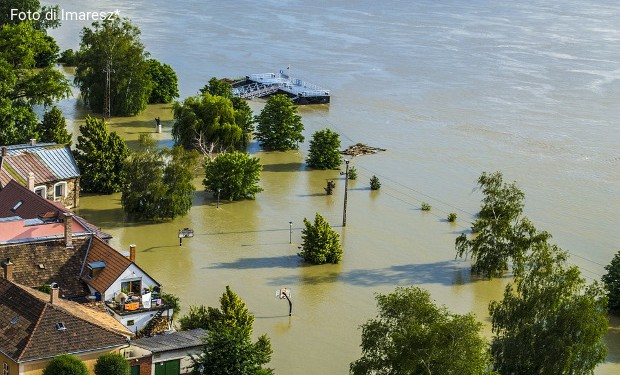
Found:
[306,128,341,169]
[200,77,233,99]
[489,241,608,374]
[75,17,151,116]
[173,93,247,152]
[179,286,255,336]
[0,22,70,144]
[231,96,254,147]
[39,106,71,145]
[254,94,304,151]
[299,213,342,264]
[602,250,620,314]
[191,325,273,375]
[94,353,130,375]
[146,58,178,104]
[74,115,128,193]
[455,171,550,278]
[121,135,199,221]
[350,286,493,375]
[42,354,88,375]
[203,152,263,201]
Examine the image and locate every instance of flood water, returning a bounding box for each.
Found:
[44,1,620,373]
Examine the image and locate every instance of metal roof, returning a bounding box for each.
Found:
[131,329,206,353]
[32,146,79,179]
[0,144,79,185]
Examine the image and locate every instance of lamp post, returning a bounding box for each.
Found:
[289,221,292,244]
[342,159,350,227]
[217,188,221,208]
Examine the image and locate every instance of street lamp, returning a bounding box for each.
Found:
[289,221,292,244]
[178,228,194,246]
[341,159,350,227]
[217,188,222,208]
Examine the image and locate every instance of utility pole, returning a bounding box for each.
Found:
[103,57,113,120]
[342,159,350,227]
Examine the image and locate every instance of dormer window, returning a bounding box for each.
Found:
[87,261,106,278]
[10,315,19,324]
[55,322,66,331]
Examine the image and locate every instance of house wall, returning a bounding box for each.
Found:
[104,264,158,302]
[151,347,203,375]
[121,346,152,375]
[0,352,18,375]
[41,178,79,209]
[19,347,120,375]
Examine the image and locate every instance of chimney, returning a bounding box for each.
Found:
[129,244,136,262]
[63,212,73,248]
[30,138,36,146]
[50,282,59,304]
[1,146,6,157]
[2,258,13,281]
[27,172,35,191]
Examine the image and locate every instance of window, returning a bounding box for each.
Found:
[34,186,46,198]
[10,200,23,212]
[3,362,9,375]
[54,182,67,199]
[121,279,142,296]
[127,320,135,326]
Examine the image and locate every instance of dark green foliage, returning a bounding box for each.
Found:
[74,115,129,193]
[489,242,608,374]
[0,1,40,26]
[161,292,180,318]
[231,96,254,147]
[173,93,248,152]
[34,34,59,67]
[121,135,199,221]
[254,94,304,151]
[306,128,341,169]
[421,202,431,211]
[203,152,263,201]
[455,171,550,278]
[448,212,457,223]
[94,353,130,375]
[36,284,51,294]
[324,180,335,195]
[191,325,273,375]
[369,175,380,190]
[146,58,178,104]
[0,22,70,144]
[299,213,342,264]
[348,166,358,180]
[59,49,77,66]
[350,287,493,375]
[603,250,620,314]
[200,77,233,99]
[42,354,89,375]
[75,17,151,116]
[40,106,71,145]
[179,286,255,336]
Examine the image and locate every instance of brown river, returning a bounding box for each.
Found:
[43,0,620,373]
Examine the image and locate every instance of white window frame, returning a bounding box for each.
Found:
[3,362,9,375]
[53,182,67,200]
[34,185,47,198]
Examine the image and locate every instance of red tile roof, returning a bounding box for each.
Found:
[0,278,129,363]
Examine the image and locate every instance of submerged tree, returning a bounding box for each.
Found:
[146,58,179,104]
[299,213,342,264]
[254,94,304,151]
[350,286,493,375]
[121,134,199,220]
[602,250,620,315]
[489,241,608,374]
[306,128,341,169]
[455,171,550,278]
[203,152,263,201]
[74,115,128,193]
[39,106,72,145]
[75,17,152,116]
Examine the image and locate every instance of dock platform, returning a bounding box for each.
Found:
[232,69,330,104]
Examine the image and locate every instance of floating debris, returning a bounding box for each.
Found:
[341,143,386,157]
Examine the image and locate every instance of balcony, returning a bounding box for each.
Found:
[105,292,167,316]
